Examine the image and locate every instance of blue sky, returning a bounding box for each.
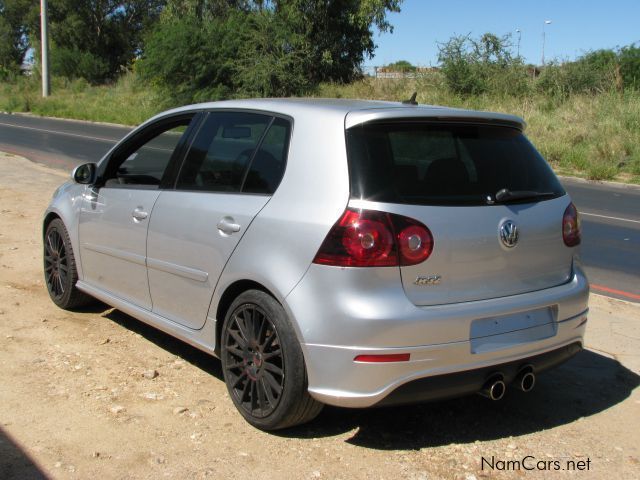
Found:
[367,0,640,68]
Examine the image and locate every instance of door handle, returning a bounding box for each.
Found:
[132,207,148,221]
[217,217,241,234]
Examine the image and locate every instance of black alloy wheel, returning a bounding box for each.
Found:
[44,227,68,301]
[43,218,93,309]
[223,303,284,418]
[221,290,323,430]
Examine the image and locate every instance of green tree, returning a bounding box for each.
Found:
[138,12,243,103]
[161,0,252,19]
[140,0,403,102]
[384,60,416,72]
[34,0,166,83]
[234,9,314,97]
[275,0,402,83]
[0,0,31,75]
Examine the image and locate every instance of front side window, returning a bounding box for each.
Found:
[103,115,195,188]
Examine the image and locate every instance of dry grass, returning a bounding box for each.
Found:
[0,74,164,126]
[1,73,639,182]
[317,76,640,183]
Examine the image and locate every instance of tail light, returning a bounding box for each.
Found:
[563,202,581,247]
[313,208,433,267]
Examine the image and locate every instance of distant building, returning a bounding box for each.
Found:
[374,66,440,79]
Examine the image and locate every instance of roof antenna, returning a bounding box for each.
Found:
[402,92,418,105]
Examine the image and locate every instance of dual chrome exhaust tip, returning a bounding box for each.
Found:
[516,367,536,393]
[480,376,507,401]
[479,365,536,401]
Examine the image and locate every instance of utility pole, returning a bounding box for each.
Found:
[41,0,50,97]
[541,20,552,67]
[516,29,521,58]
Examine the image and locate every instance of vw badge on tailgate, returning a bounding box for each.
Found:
[499,220,519,248]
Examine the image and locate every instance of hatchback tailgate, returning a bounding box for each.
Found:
[395,197,573,305]
[345,117,577,306]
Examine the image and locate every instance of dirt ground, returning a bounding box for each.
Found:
[0,152,639,480]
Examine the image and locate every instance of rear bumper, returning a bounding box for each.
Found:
[375,342,582,407]
[284,263,589,408]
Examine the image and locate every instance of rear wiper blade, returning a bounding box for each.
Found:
[494,188,557,203]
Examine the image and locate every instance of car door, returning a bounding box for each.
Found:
[78,113,199,309]
[146,112,291,329]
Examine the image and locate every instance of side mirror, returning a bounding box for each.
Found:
[71,163,97,185]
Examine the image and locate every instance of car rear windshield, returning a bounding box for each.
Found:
[346,121,565,206]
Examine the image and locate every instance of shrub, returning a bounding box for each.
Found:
[619,44,640,90]
[537,55,616,97]
[437,33,530,96]
[51,47,110,84]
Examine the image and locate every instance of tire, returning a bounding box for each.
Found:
[221,290,323,430]
[43,218,94,309]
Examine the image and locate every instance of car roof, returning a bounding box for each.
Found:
[149,98,526,130]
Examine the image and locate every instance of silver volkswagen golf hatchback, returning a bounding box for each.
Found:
[43,98,589,430]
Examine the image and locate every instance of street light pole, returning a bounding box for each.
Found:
[516,29,521,58]
[541,20,552,67]
[40,0,50,97]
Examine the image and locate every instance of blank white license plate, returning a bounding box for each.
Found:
[469,307,557,354]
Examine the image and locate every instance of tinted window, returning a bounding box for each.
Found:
[177,112,272,192]
[105,117,194,187]
[242,118,291,194]
[346,122,565,206]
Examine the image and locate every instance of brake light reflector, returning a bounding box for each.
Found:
[313,208,434,267]
[562,202,581,247]
[354,353,411,363]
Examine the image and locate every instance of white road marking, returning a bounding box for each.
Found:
[0,121,118,143]
[0,121,172,153]
[2,118,640,223]
[582,212,640,225]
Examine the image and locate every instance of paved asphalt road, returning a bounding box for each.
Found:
[1,112,638,303]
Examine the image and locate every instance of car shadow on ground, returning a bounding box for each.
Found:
[0,427,48,480]
[292,350,640,449]
[103,309,639,449]
[71,300,115,315]
[104,308,224,379]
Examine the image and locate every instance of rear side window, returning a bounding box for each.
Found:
[346,122,565,206]
[177,112,272,192]
[243,118,291,194]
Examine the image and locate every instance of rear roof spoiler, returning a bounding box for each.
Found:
[345,108,526,131]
